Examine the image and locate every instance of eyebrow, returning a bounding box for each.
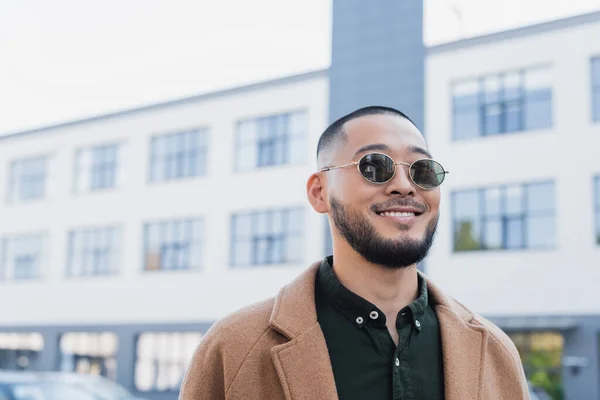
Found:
[353,143,433,159]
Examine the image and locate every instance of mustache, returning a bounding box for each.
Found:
[371,199,428,213]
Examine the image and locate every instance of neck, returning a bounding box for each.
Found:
[331,241,420,320]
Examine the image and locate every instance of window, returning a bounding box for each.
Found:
[509,332,564,399]
[595,176,600,244]
[67,227,120,277]
[452,181,555,251]
[231,208,304,267]
[135,332,202,392]
[149,129,208,182]
[592,57,600,122]
[0,234,46,280]
[235,111,307,170]
[75,144,119,192]
[9,156,48,203]
[0,333,44,371]
[59,332,118,381]
[452,67,552,139]
[144,219,203,271]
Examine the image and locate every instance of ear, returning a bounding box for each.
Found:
[307,172,328,214]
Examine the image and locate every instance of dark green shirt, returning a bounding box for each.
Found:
[315,256,445,400]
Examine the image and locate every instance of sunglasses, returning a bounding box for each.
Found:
[320,152,449,189]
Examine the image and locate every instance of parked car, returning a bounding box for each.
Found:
[0,372,147,400]
[38,373,147,400]
[0,371,98,400]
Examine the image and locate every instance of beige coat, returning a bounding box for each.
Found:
[180,262,530,400]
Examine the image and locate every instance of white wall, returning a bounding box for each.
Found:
[426,22,600,316]
[0,74,330,326]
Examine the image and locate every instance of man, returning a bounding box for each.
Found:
[180,106,530,400]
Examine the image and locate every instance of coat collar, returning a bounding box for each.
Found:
[269,261,486,400]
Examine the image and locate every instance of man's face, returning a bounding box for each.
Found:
[323,114,441,268]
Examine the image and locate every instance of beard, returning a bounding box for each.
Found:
[330,195,438,269]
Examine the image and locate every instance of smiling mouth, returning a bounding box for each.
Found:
[376,211,421,218]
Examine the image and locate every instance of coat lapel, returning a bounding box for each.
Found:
[271,324,339,400]
[425,276,485,400]
[269,263,338,400]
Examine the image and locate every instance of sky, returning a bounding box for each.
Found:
[1,0,599,135]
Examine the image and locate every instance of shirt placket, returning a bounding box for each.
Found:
[392,320,415,399]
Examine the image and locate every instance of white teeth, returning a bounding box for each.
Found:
[381,212,416,217]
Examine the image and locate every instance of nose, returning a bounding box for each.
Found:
[384,164,415,196]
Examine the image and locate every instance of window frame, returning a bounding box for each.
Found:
[0,233,47,281]
[230,207,305,267]
[66,226,121,277]
[234,110,308,171]
[142,218,204,272]
[8,155,49,204]
[591,56,600,123]
[133,331,203,393]
[148,128,209,183]
[74,143,120,193]
[452,180,556,252]
[451,66,553,140]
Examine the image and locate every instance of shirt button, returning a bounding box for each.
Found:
[415,320,421,328]
[395,358,400,367]
[369,311,379,320]
[356,317,364,324]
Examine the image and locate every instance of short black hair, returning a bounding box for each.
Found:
[316,106,416,162]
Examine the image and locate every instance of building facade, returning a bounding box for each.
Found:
[426,12,600,399]
[0,2,599,399]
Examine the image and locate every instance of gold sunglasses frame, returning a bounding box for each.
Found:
[320,152,449,190]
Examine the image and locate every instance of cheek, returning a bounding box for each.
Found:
[423,190,441,212]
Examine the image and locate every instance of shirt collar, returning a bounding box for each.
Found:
[317,256,428,331]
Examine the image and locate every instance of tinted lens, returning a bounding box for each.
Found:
[358,153,395,183]
[410,159,446,188]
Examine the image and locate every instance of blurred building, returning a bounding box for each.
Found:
[0,2,599,399]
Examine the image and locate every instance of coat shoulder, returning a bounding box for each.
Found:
[179,298,278,399]
[203,297,276,349]
[449,298,522,366]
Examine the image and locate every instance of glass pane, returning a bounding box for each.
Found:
[483,76,501,103]
[592,90,600,122]
[595,211,600,245]
[452,80,479,107]
[483,188,502,217]
[506,218,524,249]
[503,72,522,101]
[271,211,284,235]
[527,182,555,213]
[505,186,524,216]
[287,208,304,235]
[233,215,252,238]
[232,239,251,266]
[525,89,552,130]
[454,220,481,251]
[527,215,555,248]
[483,218,502,250]
[236,145,257,171]
[236,121,257,146]
[595,177,600,207]
[525,68,552,91]
[591,58,600,84]
[453,109,480,139]
[505,101,522,132]
[483,103,502,135]
[285,234,303,263]
[453,191,480,219]
[255,212,270,235]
